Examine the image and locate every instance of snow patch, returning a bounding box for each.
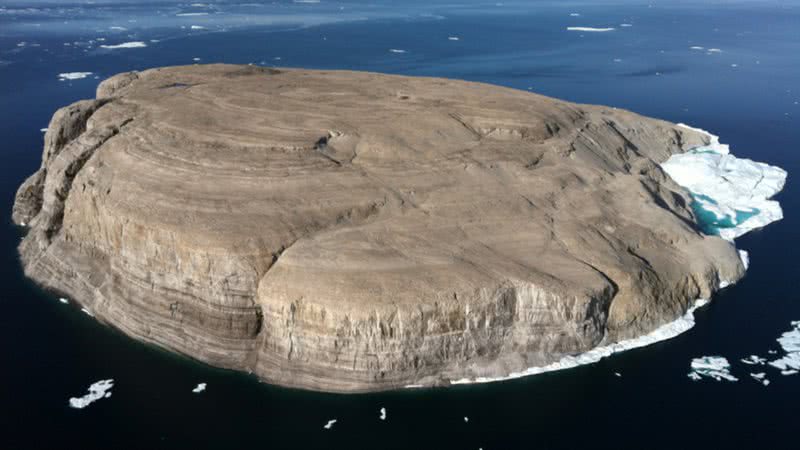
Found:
[69,379,114,409]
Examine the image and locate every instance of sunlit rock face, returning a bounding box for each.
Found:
[14,64,753,392]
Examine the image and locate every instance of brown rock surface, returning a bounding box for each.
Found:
[13,64,744,392]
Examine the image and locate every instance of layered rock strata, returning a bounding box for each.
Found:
[13,64,744,392]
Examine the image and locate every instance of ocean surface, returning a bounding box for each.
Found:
[1,1,799,449]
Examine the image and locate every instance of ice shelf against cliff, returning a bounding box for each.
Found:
[69,379,114,409]
[661,124,787,241]
[446,299,709,385]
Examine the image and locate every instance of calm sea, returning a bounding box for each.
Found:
[1,1,799,449]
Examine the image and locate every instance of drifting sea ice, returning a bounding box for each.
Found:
[741,355,766,365]
[688,356,738,382]
[750,372,770,386]
[566,27,615,32]
[767,321,800,375]
[379,407,386,420]
[323,419,337,429]
[192,383,206,393]
[661,124,787,240]
[58,72,93,81]
[69,379,114,409]
[59,297,69,304]
[100,41,147,49]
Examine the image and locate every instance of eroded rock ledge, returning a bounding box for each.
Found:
[13,64,744,392]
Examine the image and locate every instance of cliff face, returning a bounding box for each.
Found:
[13,64,744,392]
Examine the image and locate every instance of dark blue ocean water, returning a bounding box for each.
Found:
[2,1,799,449]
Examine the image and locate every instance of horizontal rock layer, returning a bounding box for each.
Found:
[13,64,744,392]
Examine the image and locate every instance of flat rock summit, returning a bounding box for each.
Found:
[14,64,744,392]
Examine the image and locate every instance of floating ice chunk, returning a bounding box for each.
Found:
[389,49,406,53]
[569,13,580,16]
[741,355,766,365]
[100,41,147,49]
[566,27,615,32]
[448,36,460,41]
[661,125,787,241]
[614,372,621,377]
[449,299,709,385]
[69,379,114,409]
[379,407,386,420]
[40,128,48,132]
[690,46,704,50]
[749,372,769,385]
[620,23,633,27]
[463,416,469,423]
[687,372,702,381]
[688,356,738,381]
[191,25,205,30]
[323,419,337,429]
[192,383,206,393]
[193,57,201,62]
[767,322,800,374]
[58,72,92,81]
[176,12,209,16]
[109,26,127,31]
[708,48,722,53]
[59,297,69,304]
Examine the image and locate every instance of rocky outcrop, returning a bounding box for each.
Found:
[13,64,744,392]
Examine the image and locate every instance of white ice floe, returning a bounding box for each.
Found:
[690,46,705,50]
[750,372,770,386]
[323,419,337,429]
[100,41,147,49]
[741,355,766,365]
[379,407,386,420]
[192,383,207,393]
[767,321,800,375]
[463,416,469,423]
[661,124,787,241]
[191,25,205,30]
[69,379,114,409]
[58,72,92,81]
[614,372,622,377]
[620,23,633,27]
[708,48,722,53]
[59,297,69,304]
[567,27,615,32]
[448,36,460,41]
[688,356,738,382]
[569,13,580,17]
[176,12,209,16]
[389,49,406,53]
[446,299,709,385]
[108,26,127,31]
[193,57,201,61]
[40,128,48,132]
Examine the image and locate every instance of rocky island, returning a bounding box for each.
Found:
[14,64,759,392]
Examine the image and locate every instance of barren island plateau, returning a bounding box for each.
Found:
[12,64,785,392]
